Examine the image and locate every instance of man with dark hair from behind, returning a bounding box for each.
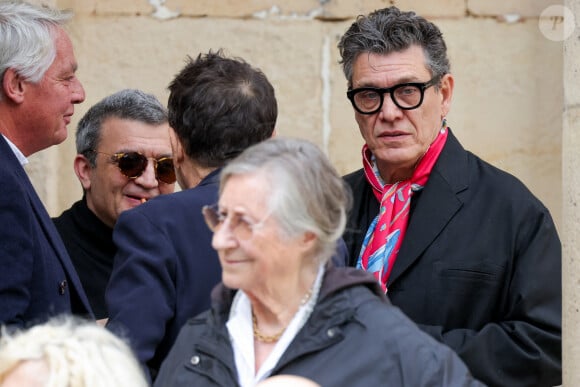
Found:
[105,49,278,380]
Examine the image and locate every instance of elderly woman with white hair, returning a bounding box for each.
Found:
[154,137,484,386]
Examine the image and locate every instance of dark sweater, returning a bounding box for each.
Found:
[53,197,115,319]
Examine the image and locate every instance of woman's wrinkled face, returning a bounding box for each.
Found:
[211,172,304,293]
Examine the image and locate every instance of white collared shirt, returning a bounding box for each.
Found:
[227,265,324,387]
[2,135,28,166]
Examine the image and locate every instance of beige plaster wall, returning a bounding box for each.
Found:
[25,0,562,233]
[563,0,579,385]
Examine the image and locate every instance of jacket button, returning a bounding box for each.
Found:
[326,328,336,338]
[58,280,67,295]
[190,355,200,365]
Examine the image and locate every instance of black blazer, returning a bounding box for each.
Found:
[0,136,93,328]
[343,130,561,387]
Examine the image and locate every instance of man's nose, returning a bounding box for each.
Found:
[133,160,159,188]
[71,77,86,104]
[378,93,404,121]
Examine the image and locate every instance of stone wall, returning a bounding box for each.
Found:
[563,0,579,385]
[28,0,563,232]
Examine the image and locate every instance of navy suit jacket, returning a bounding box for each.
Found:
[0,136,93,328]
[106,169,223,379]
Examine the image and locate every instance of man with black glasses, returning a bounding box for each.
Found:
[54,89,175,322]
[339,7,561,387]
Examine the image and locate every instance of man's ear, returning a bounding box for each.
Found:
[169,128,185,167]
[2,68,26,104]
[439,73,454,118]
[74,154,93,190]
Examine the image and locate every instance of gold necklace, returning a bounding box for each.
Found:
[252,311,286,343]
[252,287,314,343]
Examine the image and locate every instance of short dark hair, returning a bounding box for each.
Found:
[167,50,277,168]
[338,6,450,87]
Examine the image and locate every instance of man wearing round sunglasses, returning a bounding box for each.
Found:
[53,89,175,322]
[339,6,561,387]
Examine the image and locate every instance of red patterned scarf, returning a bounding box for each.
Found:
[356,125,448,292]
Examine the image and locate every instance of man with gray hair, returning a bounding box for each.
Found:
[0,1,92,328]
[339,6,561,386]
[54,89,176,321]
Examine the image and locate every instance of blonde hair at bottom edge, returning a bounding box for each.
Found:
[0,315,147,387]
[257,375,321,387]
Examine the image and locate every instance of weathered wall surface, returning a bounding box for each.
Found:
[563,0,579,385]
[26,0,563,233]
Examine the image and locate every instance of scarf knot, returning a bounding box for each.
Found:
[356,127,448,292]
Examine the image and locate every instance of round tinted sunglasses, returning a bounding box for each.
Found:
[94,151,176,184]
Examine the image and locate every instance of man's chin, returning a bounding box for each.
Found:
[53,128,68,145]
[122,198,142,210]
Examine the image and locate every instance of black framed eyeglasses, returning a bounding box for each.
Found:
[95,151,176,184]
[346,76,441,115]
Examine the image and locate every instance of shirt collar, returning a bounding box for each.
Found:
[2,135,28,166]
[226,264,325,386]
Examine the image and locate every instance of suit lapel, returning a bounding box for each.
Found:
[1,136,93,315]
[26,178,68,261]
[387,131,469,285]
[25,176,93,315]
[8,146,68,265]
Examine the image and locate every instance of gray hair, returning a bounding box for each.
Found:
[76,89,168,166]
[0,1,72,89]
[220,137,352,264]
[0,316,148,387]
[338,6,450,87]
